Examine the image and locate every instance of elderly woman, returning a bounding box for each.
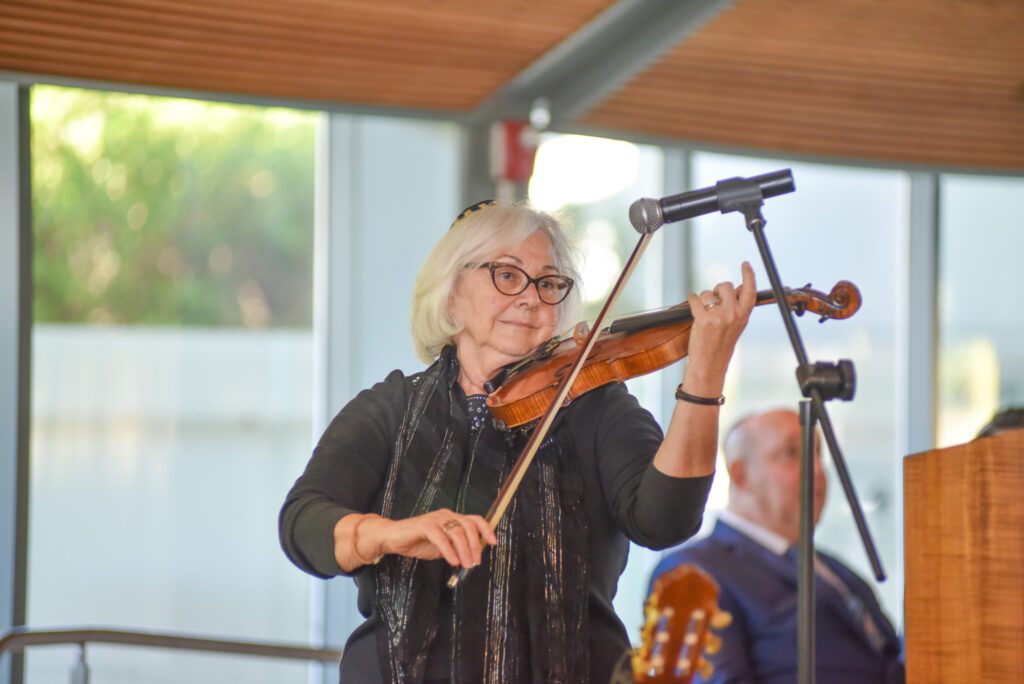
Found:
[279,200,756,684]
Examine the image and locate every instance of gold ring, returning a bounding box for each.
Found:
[443,520,460,531]
[703,295,722,311]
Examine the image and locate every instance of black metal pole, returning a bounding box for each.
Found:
[798,400,816,684]
[744,208,885,582]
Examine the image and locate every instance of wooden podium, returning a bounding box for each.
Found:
[904,430,1024,683]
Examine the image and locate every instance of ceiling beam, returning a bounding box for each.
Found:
[468,0,734,126]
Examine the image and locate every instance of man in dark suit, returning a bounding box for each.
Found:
[648,408,904,683]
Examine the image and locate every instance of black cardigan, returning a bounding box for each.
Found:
[280,369,713,682]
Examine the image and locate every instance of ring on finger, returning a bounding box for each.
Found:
[703,294,722,311]
[442,519,460,532]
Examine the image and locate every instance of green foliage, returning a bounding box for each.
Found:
[31,85,317,327]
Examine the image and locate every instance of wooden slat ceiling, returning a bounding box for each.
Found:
[0,0,618,111]
[0,0,1021,170]
[582,0,1024,170]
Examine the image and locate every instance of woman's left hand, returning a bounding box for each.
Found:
[682,261,757,395]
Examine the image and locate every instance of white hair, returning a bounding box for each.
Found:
[410,200,582,364]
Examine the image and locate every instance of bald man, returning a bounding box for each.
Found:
[647,409,904,684]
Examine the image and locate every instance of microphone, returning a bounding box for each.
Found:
[629,169,795,233]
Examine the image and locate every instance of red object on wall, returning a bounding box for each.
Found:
[490,120,540,184]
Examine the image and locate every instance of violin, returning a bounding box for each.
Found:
[484,281,861,429]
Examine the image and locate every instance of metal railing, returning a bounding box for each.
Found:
[0,626,341,684]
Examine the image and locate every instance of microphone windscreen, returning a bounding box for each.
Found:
[629,197,663,234]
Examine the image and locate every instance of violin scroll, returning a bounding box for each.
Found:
[789,280,860,321]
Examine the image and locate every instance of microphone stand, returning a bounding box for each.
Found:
[715,175,884,684]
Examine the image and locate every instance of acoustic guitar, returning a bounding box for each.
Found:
[631,564,732,684]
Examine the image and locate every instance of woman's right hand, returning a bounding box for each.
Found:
[334,509,497,572]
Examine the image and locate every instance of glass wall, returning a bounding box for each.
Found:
[27,86,317,683]
[937,174,1024,446]
[690,152,908,627]
[529,141,913,636]
[18,80,1021,679]
[530,133,666,322]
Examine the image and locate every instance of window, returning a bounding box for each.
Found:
[938,174,1024,446]
[690,151,908,627]
[28,85,317,682]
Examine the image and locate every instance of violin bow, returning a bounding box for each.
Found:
[447,231,655,588]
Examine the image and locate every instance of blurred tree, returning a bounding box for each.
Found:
[31,85,317,328]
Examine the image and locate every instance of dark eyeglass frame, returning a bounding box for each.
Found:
[475,261,574,305]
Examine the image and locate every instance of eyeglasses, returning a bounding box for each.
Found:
[475,262,574,305]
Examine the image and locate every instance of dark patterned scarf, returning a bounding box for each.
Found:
[371,346,589,683]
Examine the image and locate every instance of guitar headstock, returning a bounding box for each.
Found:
[632,564,732,684]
